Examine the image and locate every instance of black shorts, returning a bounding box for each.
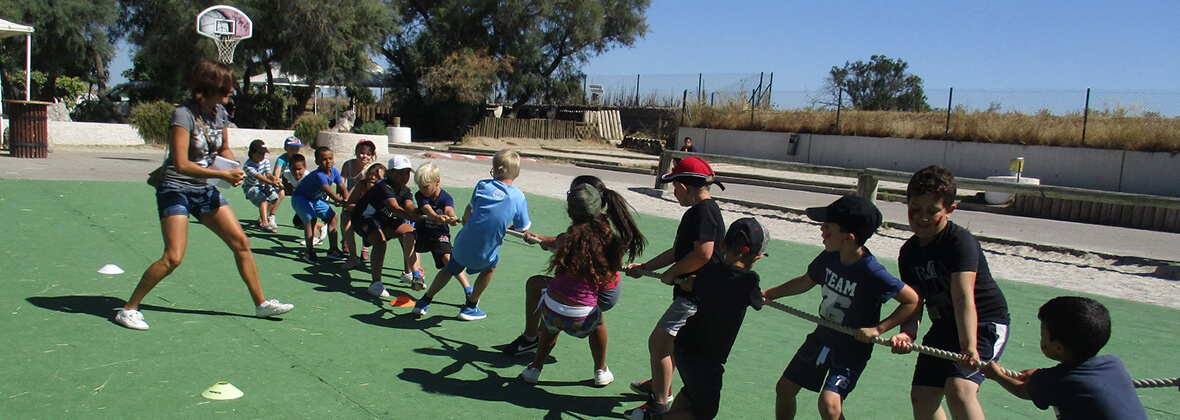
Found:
[353,217,410,247]
[414,231,453,269]
[673,346,724,420]
[782,333,870,397]
[912,322,1009,387]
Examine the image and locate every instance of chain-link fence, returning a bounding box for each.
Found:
[583,73,772,108]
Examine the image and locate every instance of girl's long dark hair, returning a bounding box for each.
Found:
[549,218,619,288]
[570,175,646,263]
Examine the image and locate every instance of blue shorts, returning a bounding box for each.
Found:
[291,196,335,226]
[443,253,498,275]
[674,346,724,420]
[782,333,871,397]
[156,183,228,219]
[913,322,1009,387]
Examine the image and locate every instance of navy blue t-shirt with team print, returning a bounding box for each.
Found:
[805,248,906,352]
[898,220,1009,337]
[415,189,455,238]
[671,199,726,300]
[355,180,413,225]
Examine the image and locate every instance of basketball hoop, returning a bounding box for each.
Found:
[196,5,253,64]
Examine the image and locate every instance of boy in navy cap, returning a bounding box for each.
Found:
[661,217,766,420]
[763,195,919,420]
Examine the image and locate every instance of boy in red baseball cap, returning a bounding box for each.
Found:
[624,156,726,419]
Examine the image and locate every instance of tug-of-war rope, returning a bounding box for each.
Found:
[505,229,1178,389]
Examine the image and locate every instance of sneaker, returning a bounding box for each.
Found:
[267,214,277,228]
[400,271,414,284]
[503,334,539,356]
[114,309,149,330]
[361,246,370,261]
[629,379,652,395]
[255,299,294,317]
[368,281,390,298]
[625,401,669,420]
[520,366,542,384]
[457,305,487,321]
[411,299,430,317]
[300,252,318,264]
[411,273,426,291]
[317,224,328,240]
[341,258,362,271]
[594,367,614,386]
[325,249,347,261]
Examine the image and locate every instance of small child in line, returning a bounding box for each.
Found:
[282,154,325,245]
[518,184,622,386]
[272,136,303,227]
[342,161,384,271]
[624,156,727,419]
[350,156,423,298]
[412,149,531,321]
[242,140,282,233]
[412,162,470,297]
[340,139,377,258]
[291,146,348,263]
[661,218,767,420]
[504,175,644,357]
[763,195,919,420]
[890,165,1011,420]
[984,296,1148,420]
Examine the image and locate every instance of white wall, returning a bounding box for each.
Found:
[49,121,145,146]
[677,127,1180,196]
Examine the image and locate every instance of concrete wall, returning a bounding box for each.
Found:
[677,127,1180,196]
[227,127,296,149]
[48,121,145,146]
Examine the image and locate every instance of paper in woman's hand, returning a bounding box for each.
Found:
[208,156,241,189]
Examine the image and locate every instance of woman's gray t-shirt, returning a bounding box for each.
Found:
[159,101,229,189]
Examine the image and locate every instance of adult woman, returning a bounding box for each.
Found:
[115,61,293,330]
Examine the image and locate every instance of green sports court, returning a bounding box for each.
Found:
[2,178,1178,419]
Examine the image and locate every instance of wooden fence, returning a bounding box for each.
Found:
[658,151,1180,233]
[464,116,600,140]
[355,103,394,123]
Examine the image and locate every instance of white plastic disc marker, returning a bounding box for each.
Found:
[98,264,124,275]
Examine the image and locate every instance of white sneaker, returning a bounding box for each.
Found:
[255,299,294,317]
[400,271,414,284]
[594,367,614,386]
[520,366,542,383]
[267,215,277,228]
[114,309,149,330]
[368,281,390,298]
[317,224,328,240]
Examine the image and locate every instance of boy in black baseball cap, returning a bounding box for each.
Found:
[663,217,766,419]
[763,195,920,419]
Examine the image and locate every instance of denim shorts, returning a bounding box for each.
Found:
[244,184,279,206]
[443,253,498,276]
[291,196,335,225]
[157,183,228,219]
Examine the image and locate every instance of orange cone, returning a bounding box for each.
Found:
[388,295,415,307]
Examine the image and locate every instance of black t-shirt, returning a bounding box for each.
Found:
[674,262,762,365]
[672,199,726,299]
[415,189,455,237]
[680,145,696,153]
[355,180,413,225]
[898,221,1009,335]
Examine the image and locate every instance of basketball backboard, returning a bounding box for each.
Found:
[196,5,253,40]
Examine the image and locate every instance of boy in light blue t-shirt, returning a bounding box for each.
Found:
[412,149,530,321]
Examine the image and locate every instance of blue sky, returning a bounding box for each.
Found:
[109,1,1180,111]
[582,0,1180,90]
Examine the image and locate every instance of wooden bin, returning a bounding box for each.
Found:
[5,100,51,158]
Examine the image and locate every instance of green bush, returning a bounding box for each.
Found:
[234,88,291,129]
[352,120,387,135]
[292,113,329,145]
[129,101,176,144]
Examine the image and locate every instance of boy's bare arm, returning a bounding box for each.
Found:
[951,271,981,366]
[659,240,713,285]
[461,204,472,224]
[859,284,921,343]
[890,301,924,353]
[983,361,1034,400]
[762,274,815,301]
[381,198,418,221]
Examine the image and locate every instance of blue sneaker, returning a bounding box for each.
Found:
[457,305,486,321]
[411,299,429,317]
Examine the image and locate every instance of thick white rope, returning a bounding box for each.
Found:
[505,229,1177,389]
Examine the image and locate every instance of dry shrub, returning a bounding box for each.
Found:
[686,106,1180,153]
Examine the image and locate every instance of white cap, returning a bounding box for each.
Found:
[389,155,413,170]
